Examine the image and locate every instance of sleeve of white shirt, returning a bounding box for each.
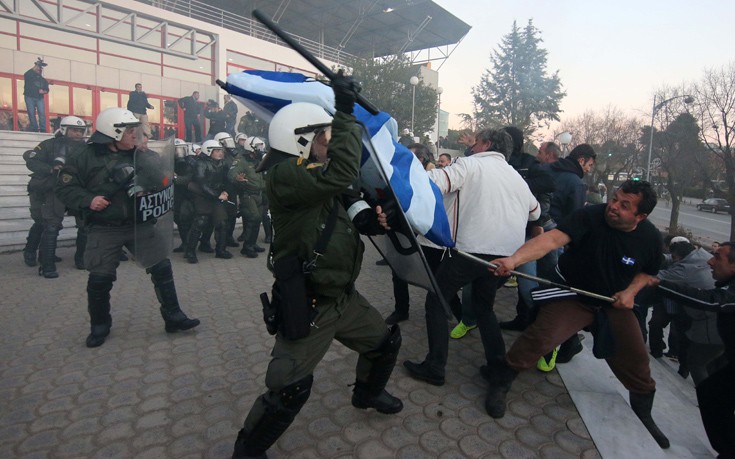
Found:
[528,196,540,221]
[427,158,469,193]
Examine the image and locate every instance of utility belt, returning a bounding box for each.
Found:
[260,198,341,341]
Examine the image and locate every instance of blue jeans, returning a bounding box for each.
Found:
[24,96,46,132]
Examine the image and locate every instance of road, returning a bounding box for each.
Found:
[648,199,731,245]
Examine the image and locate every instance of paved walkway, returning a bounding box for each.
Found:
[0,240,714,458]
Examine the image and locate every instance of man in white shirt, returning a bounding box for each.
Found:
[404,128,540,405]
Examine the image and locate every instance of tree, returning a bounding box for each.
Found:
[558,106,643,194]
[692,62,735,240]
[344,54,438,136]
[471,20,565,141]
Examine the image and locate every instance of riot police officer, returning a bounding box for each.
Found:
[22,115,87,278]
[172,139,197,253]
[184,139,233,262]
[228,136,265,258]
[55,108,200,347]
[231,73,403,458]
[214,131,240,248]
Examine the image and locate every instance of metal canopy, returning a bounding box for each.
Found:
[196,0,470,58]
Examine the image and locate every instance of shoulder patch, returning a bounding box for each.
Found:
[61,173,73,185]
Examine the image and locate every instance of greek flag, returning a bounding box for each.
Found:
[225,70,454,248]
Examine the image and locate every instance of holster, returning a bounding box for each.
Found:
[271,254,315,340]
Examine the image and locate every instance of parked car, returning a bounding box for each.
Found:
[696,198,731,214]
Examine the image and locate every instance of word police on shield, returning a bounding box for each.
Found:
[136,185,174,222]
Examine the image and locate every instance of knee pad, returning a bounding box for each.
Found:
[193,215,210,231]
[274,374,313,412]
[146,258,172,276]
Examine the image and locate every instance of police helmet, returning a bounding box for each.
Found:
[213,132,236,150]
[174,138,191,159]
[235,133,248,144]
[201,139,222,157]
[268,103,332,159]
[59,116,87,136]
[249,136,266,152]
[89,108,141,144]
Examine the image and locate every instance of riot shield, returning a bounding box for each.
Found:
[133,137,175,269]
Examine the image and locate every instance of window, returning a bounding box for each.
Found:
[49,84,70,115]
[73,87,93,117]
[99,91,120,112]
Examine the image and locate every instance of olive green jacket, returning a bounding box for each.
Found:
[266,111,363,297]
[228,154,264,195]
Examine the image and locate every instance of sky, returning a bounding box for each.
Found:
[432,0,735,139]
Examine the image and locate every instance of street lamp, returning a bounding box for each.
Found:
[645,94,694,182]
[410,76,419,136]
[436,87,443,144]
[557,131,572,155]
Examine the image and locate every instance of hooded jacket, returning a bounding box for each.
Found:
[544,157,587,222]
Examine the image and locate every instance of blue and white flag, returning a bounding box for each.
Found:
[226,70,454,248]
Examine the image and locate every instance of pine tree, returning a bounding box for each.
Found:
[472,20,565,140]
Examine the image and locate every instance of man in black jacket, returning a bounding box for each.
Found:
[23,58,50,132]
[654,242,735,458]
[223,94,238,136]
[127,83,154,138]
[178,91,202,143]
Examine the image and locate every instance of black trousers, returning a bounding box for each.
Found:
[696,361,735,457]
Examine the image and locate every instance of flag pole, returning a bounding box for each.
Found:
[249,10,379,116]
[454,250,616,303]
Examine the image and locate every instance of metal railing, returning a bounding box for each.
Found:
[149,0,356,65]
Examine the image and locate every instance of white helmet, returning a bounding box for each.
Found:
[268,103,332,159]
[201,139,222,157]
[249,136,266,152]
[192,144,202,154]
[89,108,141,144]
[174,138,191,159]
[214,131,236,150]
[59,116,86,136]
[235,133,248,144]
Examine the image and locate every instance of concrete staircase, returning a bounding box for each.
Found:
[0,130,78,253]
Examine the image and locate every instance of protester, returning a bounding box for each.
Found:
[403,128,540,391]
[654,242,735,457]
[488,180,670,449]
[178,91,202,142]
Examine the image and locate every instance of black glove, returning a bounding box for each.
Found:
[332,69,361,114]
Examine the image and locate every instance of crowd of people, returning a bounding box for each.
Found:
[16,70,734,458]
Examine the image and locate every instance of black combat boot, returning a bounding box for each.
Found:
[262,215,272,244]
[215,228,233,259]
[148,259,200,333]
[232,376,313,459]
[172,223,190,253]
[482,360,518,419]
[198,224,214,253]
[630,391,670,448]
[86,274,114,348]
[23,222,44,267]
[38,227,59,279]
[184,228,201,264]
[74,228,87,270]
[351,325,404,414]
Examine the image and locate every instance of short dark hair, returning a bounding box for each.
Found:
[669,241,695,259]
[408,143,434,165]
[618,180,657,215]
[719,242,735,263]
[502,126,524,155]
[477,129,513,160]
[569,144,596,161]
[542,142,561,158]
[439,153,452,162]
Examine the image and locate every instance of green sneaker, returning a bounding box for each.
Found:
[504,276,518,288]
[537,347,558,372]
[450,321,477,339]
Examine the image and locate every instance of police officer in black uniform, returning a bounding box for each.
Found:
[184,139,233,262]
[55,108,200,347]
[22,116,87,278]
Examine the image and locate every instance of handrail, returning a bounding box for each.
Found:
[153,0,355,65]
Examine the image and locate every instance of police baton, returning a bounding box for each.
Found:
[226,10,380,116]
[454,249,616,304]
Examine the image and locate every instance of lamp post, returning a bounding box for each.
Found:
[410,76,419,136]
[436,86,443,144]
[557,131,572,156]
[646,94,694,182]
